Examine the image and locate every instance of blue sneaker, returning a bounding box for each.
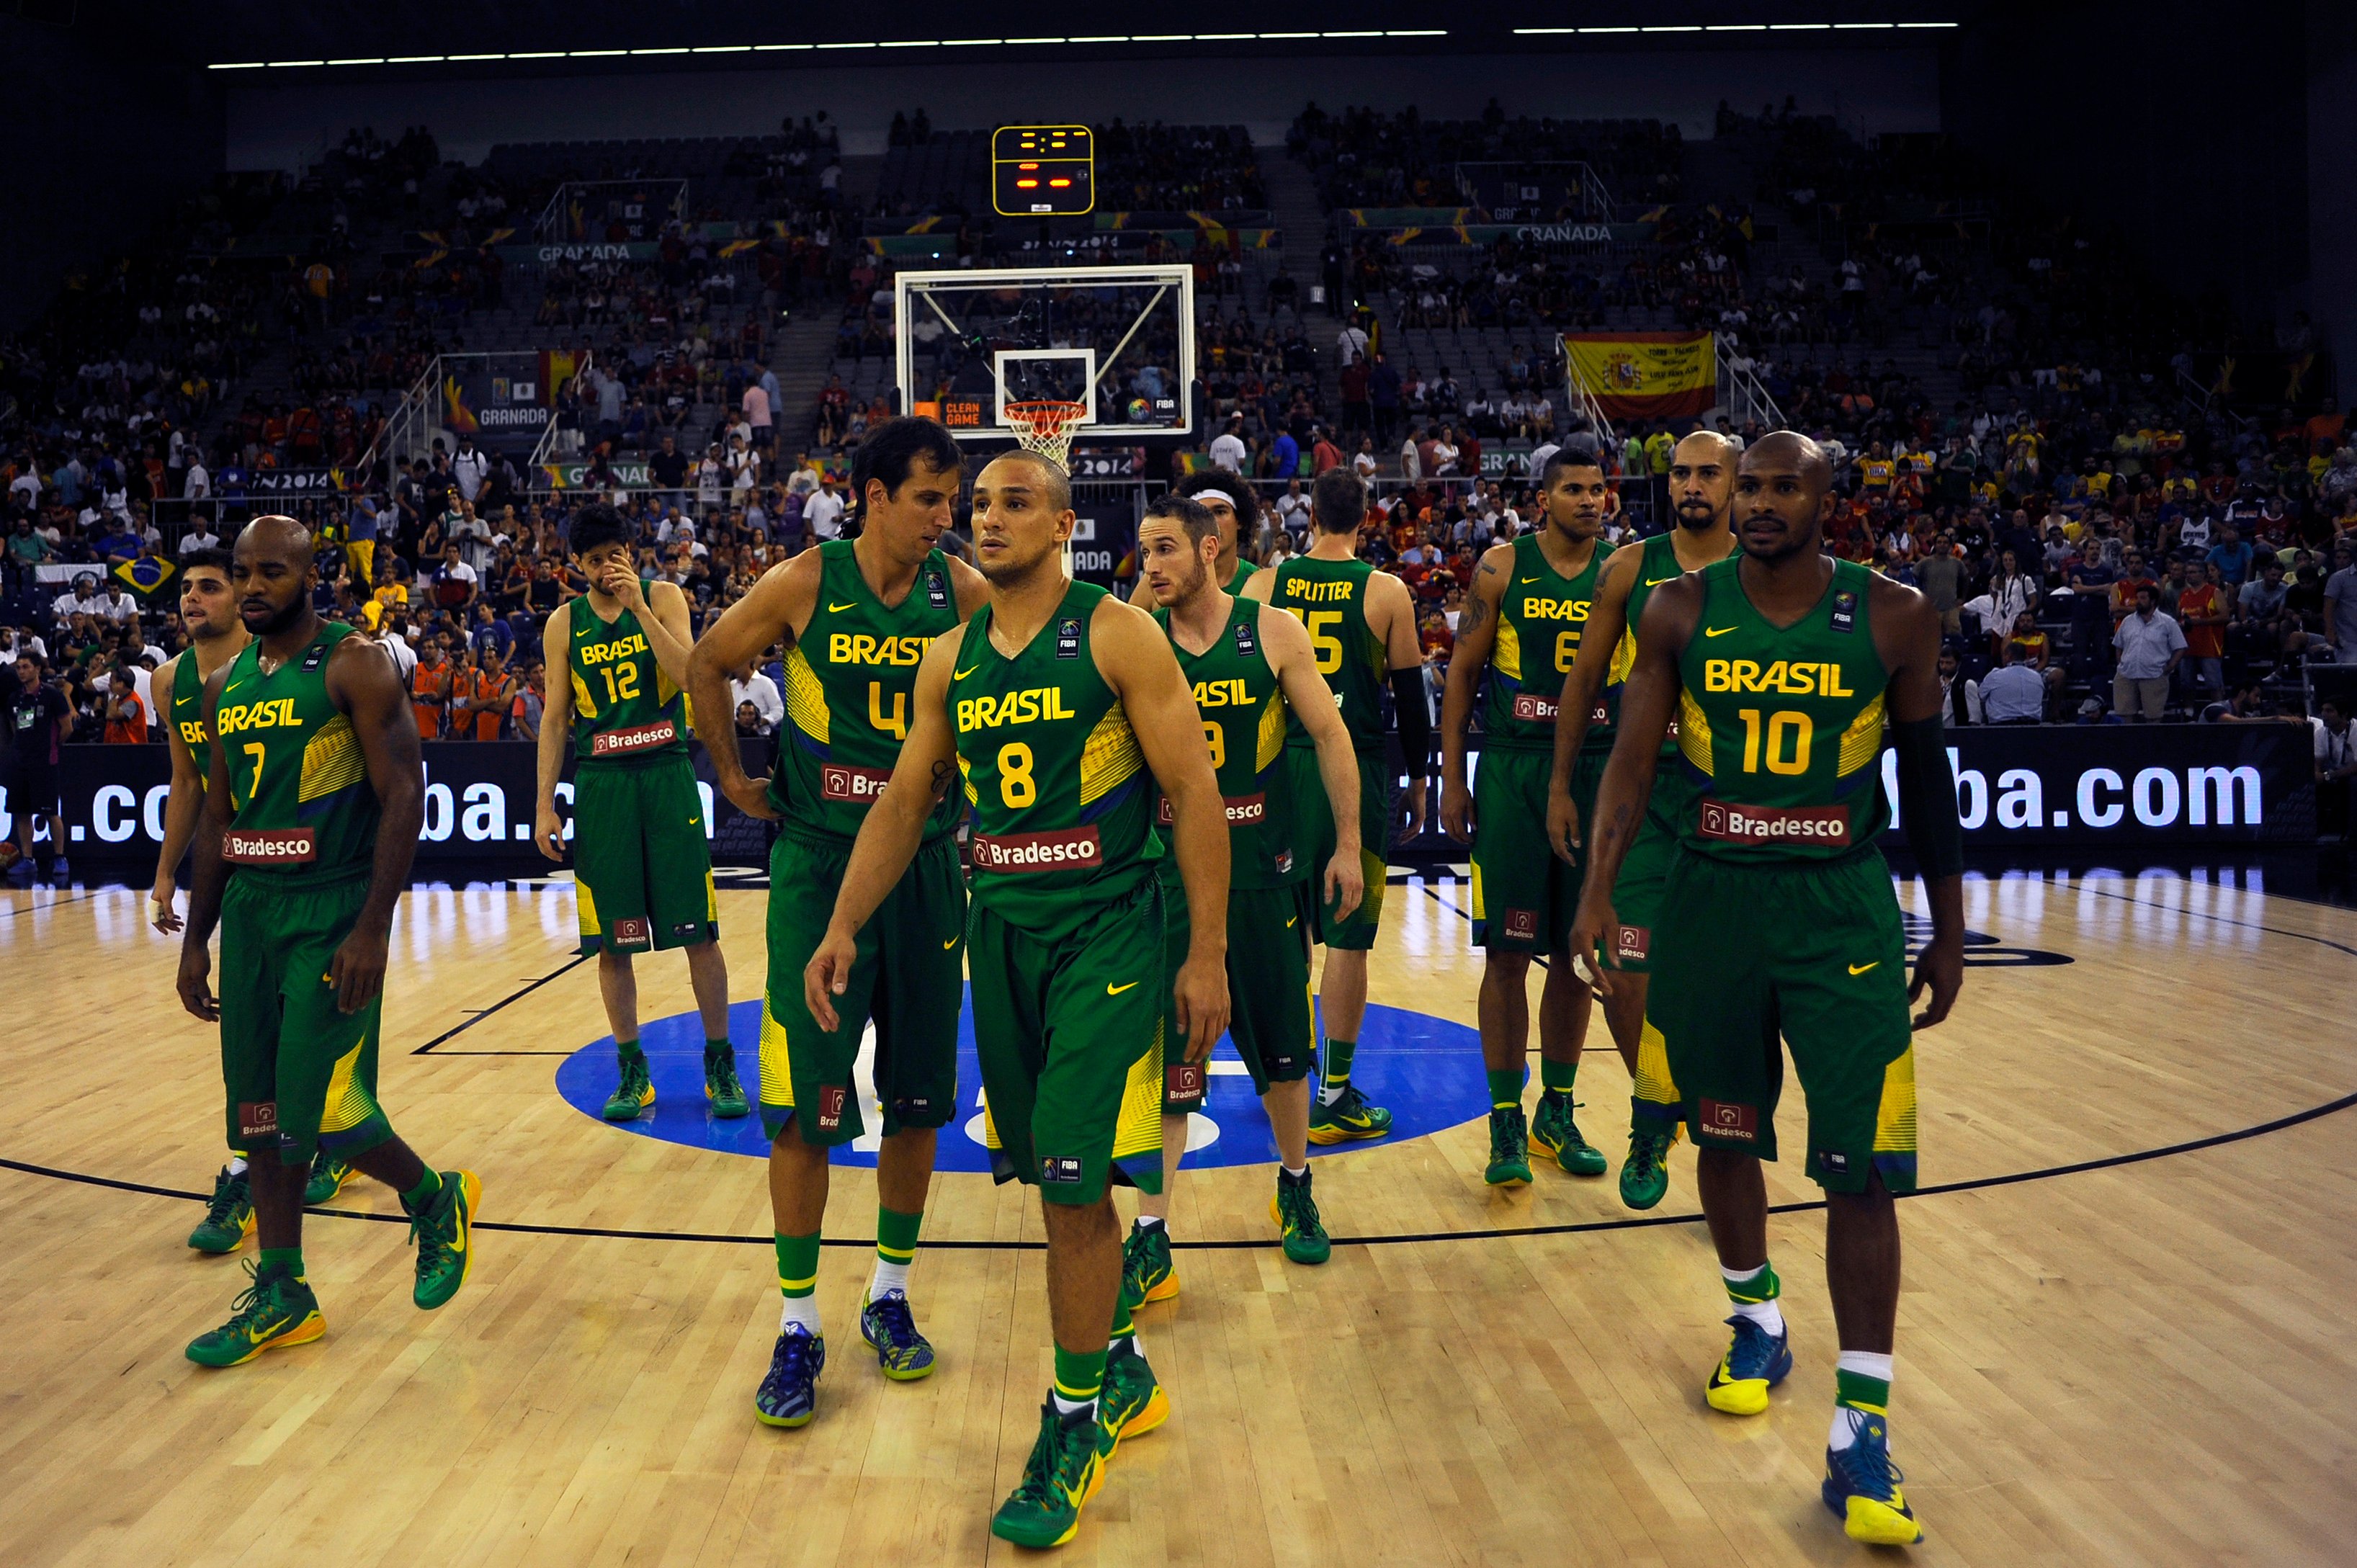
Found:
[859,1291,936,1381]
[1704,1313,1792,1415]
[1822,1409,1923,1545]
[753,1327,826,1428]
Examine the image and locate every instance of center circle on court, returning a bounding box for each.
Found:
[554,993,1490,1169]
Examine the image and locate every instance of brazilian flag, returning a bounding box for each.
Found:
[114,555,177,604]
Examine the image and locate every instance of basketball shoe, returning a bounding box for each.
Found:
[1307,1084,1392,1144]
[1119,1220,1178,1311]
[1704,1314,1792,1416]
[187,1165,254,1253]
[406,1169,479,1310]
[1529,1092,1607,1176]
[1619,1124,1676,1210]
[604,1051,655,1121]
[753,1327,825,1427]
[1484,1104,1533,1187]
[304,1153,354,1205]
[1823,1409,1924,1545]
[704,1044,748,1119]
[860,1291,936,1380]
[990,1402,1105,1548]
[1096,1343,1168,1464]
[1269,1167,1331,1263]
[185,1258,324,1367]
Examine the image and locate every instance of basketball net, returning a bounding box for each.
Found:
[1003,400,1088,470]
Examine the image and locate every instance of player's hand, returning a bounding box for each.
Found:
[720,771,782,820]
[328,922,390,1015]
[601,565,647,609]
[1546,781,1583,865]
[1323,846,1364,923]
[1910,928,1964,1029]
[1171,951,1230,1065]
[804,926,859,1034]
[150,877,182,933]
[535,803,567,861]
[176,941,218,1021]
[1564,894,1622,1000]
[1439,774,1474,843]
[1395,777,1428,846]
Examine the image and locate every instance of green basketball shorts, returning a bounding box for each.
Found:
[760,831,966,1147]
[1160,874,1316,1111]
[1284,743,1387,950]
[1646,847,1916,1193]
[571,753,717,956]
[218,869,392,1165]
[1471,745,1591,953]
[968,876,1166,1204]
[1601,761,1694,976]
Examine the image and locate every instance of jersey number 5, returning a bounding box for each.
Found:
[1289,607,1344,674]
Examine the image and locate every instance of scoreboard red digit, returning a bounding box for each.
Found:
[993,125,1093,217]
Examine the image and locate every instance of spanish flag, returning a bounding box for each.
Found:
[1562,333,1717,421]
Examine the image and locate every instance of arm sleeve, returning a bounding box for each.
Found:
[1390,666,1432,769]
[1890,713,1964,880]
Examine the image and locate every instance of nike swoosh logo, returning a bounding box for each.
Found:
[827,601,857,612]
[1106,980,1140,995]
[1704,626,1737,637]
[954,666,980,680]
[1644,575,1676,586]
[943,936,960,949]
[247,1312,291,1343]
[688,817,700,826]
[1848,962,1879,975]
[1519,576,1539,584]
[1286,915,1297,928]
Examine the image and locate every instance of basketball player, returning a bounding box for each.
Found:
[1544,429,1740,1209]
[1439,449,1611,1186]
[174,516,480,1367]
[686,418,989,1429]
[1243,467,1428,1144]
[1124,491,1366,1302]
[806,449,1230,1549]
[1128,471,1261,600]
[1568,433,1964,1546]
[534,503,741,1124]
[149,550,357,1248]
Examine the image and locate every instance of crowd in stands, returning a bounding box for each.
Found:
[1289,101,1683,212]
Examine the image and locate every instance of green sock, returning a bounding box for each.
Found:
[1835,1367,1892,1413]
[1109,1291,1135,1354]
[704,1036,734,1062]
[1539,1057,1578,1094]
[1322,1036,1356,1100]
[1486,1067,1527,1108]
[776,1230,821,1334]
[617,1039,645,1064]
[1052,1344,1107,1412]
[872,1204,921,1296]
[1723,1260,1781,1305]
[400,1168,442,1209]
[259,1246,305,1280]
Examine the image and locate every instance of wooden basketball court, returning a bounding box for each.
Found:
[3,866,2353,1566]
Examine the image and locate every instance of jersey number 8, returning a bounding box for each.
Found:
[998,741,1037,807]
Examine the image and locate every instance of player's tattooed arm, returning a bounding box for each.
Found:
[929,757,957,805]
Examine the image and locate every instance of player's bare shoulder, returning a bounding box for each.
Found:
[1597,537,1650,601]
[943,552,991,617]
[1253,598,1315,663]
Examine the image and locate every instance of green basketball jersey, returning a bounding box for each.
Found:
[954,579,1162,941]
[1482,529,1606,753]
[1227,558,1257,595]
[1269,554,1385,751]
[171,647,216,789]
[567,585,687,766]
[1604,530,1693,756]
[1675,556,1890,862]
[1152,596,1296,890]
[771,539,962,842]
[215,621,378,880]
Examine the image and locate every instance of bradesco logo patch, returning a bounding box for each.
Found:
[1164,1061,1206,1106]
[238,1101,279,1139]
[1511,691,1560,724]
[222,828,318,864]
[970,825,1103,873]
[817,1085,848,1132]
[820,763,894,802]
[610,916,651,946]
[1040,1155,1084,1185]
[1156,792,1267,827]
[1698,1099,1758,1142]
[1615,925,1650,962]
[1503,908,1539,942]
[591,718,679,757]
[1696,798,1852,847]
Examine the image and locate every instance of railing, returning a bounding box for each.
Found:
[357,357,444,488]
[1715,332,1786,430]
[1558,357,1619,455]
[528,349,590,471]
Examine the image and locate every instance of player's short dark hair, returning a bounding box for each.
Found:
[1539,442,1606,490]
[852,416,964,514]
[570,503,632,556]
[1309,468,1366,535]
[180,547,232,580]
[1176,470,1256,526]
[1142,493,1217,547]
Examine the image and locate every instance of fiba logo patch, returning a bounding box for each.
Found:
[1503,908,1539,942]
[1233,619,1257,655]
[926,571,949,609]
[1040,1155,1084,1185]
[1699,1099,1758,1142]
[1055,617,1082,659]
[1817,1149,1851,1176]
[816,1085,849,1132]
[1165,1061,1206,1106]
[1615,925,1650,962]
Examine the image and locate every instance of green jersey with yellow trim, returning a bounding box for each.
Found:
[215,621,377,881]
[771,539,962,842]
[1269,554,1385,751]
[171,647,215,789]
[1151,595,1295,889]
[1482,529,1606,753]
[1604,529,1690,756]
[1674,556,1890,863]
[566,584,687,766]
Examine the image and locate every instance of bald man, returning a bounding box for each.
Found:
[174,516,480,1368]
[1568,432,1964,1548]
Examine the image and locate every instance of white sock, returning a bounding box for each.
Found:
[1830,1351,1895,1451]
[1320,1081,1347,1106]
[1721,1265,1786,1337]
[779,1294,820,1337]
[1133,1214,1165,1231]
[1282,1162,1308,1181]
[226,1155,249,1176]
[869,1258,910,1300]
[1052,1390,1096,1419]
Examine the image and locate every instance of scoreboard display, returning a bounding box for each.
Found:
[993,125,1093,216]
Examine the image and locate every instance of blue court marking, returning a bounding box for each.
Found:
[554,992,1491,1170]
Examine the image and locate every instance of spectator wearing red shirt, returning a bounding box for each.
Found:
[2175,564,2228,700]
[102,664,148,743]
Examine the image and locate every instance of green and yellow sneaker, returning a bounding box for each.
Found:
[1620,1124,1675,1211]
[1119,1220,1178,1312]
[1307,1083,1393,1144]
[990,1401,1106,1549]
[303,1153,354,1206]
[704,1046,749,1119]
[185,1259,324,1367]
[187,1165,254,1254]
[1269,1169,1332,1264]
[1529,1091,1608,1177]
[1484,1105,1534,1188]
[603,1050,655,1121]
[859,1291,936,1380]
[406,1169,480,1310]
[1096,1343,1168,1466]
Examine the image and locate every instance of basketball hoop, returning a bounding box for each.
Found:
[1003,400,1088,469]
